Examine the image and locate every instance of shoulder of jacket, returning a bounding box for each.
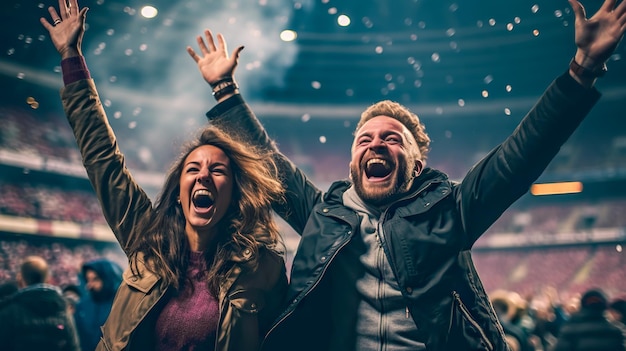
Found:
[323,179,351,202]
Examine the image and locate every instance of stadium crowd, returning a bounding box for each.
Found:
[0,238,624,351]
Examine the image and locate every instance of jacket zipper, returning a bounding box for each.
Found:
[260,226,353,349]
[376,235,386,351]
[376,179,442,289]
[262,180,444,348]
[360,179,446,350]
[452,291,494,351]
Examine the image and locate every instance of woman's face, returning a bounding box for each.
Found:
[179,145,234,238]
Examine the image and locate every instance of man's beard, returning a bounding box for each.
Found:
[89,287,109,302]
[350,160,414,207]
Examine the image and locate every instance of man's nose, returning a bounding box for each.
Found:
[369,137,386,149]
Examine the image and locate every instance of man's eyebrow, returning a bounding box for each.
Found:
[355,131,373,138]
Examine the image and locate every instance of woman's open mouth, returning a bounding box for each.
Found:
[192,189,214,213]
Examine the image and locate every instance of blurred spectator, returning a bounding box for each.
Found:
[62,284,83,315]
[74,258,123,351]
[552,288,626,351]
[609,298,626,325]
[0,255,80,351]
[0,280,19,300]
[0,237,127,288]
[491,290,535,351]
[529,287,569,351]
[506,290,536,336]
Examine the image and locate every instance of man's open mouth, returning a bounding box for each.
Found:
[365,158,392,179]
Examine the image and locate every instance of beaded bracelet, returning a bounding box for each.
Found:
[212,82,238,100]
[210,77,233,89]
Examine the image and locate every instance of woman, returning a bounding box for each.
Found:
[40,1,288,350]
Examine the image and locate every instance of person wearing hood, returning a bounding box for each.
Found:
[0,255,80,351]
[74,258,123,351]
[553,288,626,351]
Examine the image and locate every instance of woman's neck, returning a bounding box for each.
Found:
[185,227,217,252]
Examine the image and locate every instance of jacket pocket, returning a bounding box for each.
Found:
[448,291,494,351]
[123,266,159,293]
[228,289,266,314]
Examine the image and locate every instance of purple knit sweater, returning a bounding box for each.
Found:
[154,251,219,350]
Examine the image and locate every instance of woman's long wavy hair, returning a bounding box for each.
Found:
[127,126,284,295]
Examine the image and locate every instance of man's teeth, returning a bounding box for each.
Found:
[366,158,388,168]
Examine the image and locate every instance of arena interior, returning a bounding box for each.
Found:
[1,0,625,331]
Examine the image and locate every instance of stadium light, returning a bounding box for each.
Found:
[530,181,583,196]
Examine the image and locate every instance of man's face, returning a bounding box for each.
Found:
[350,116,422,206]
[85,269,103,293]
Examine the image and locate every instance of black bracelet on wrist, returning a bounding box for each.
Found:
[212,83,238,100]
[210,77,234,89]
[569,58,607,78]
[211,79,236,98]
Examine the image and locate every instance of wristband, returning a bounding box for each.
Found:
[212,79,236,96]
[569,58,607,78]
[210,77,233,89]
[212,83,238,100]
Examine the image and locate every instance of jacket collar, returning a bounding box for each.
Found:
[18,283,62,294]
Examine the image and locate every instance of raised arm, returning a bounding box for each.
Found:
[568,0,626,87]
[187,30,323,234]
[458,0,625,247]
[41,0,153,251]
[187,29,244,103]
[187,30,277,152]
[40,0,87,60]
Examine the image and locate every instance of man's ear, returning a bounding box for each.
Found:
[413,159,424,177]
[16,272,25,289]
[348,161,353,181]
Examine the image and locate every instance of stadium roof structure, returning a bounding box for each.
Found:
[1,0,625,185]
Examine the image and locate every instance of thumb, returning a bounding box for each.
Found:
[80,7,89,18]
[568,0,586,22]
[232,46,244,62]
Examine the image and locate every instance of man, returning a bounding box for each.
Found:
[74,258,123,351]
[553,288,626,351]
[188,0,626,349]
[0,255,80,351]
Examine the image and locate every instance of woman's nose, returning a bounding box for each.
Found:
[196,169,210,183]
